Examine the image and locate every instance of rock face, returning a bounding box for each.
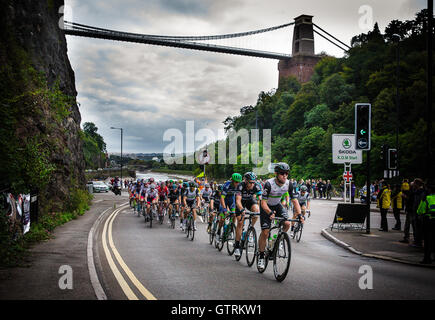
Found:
[0,0,85,209]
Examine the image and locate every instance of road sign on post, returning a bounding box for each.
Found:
[343,171,353,182]
[332,134,362,164]
[355,103,371,150]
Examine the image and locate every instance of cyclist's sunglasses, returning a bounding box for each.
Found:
[247,181,256,184]
[277,171,289,176]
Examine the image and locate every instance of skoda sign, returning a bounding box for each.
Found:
[332,134,363,164]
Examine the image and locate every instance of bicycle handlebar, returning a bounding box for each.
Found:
[243,210,260,216]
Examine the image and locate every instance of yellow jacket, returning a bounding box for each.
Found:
[378,187,391,209]
[401,182,410,192]
[392,191,403,210]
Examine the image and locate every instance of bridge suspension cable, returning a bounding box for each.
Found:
[63,20,293,60]
[64,21,294,41]
[313,23,351,51]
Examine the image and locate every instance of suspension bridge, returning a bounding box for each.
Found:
[63,15,350,83]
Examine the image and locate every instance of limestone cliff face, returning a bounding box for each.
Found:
[0,0,85,210]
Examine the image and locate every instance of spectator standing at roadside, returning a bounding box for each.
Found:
[374,180,379,194]
[411,178,426,248]
[400,181,416,244]
[377,183,391,231]
[401,179,410,211]
[351,182,356,203]
[317,179,324,199]
[297,179,305,192]
[312,180,317,199]
[339,180,344,199]
[391,184,403,230]
[326,180,333,200]
[417,181,435,264]
[306,179,312,197]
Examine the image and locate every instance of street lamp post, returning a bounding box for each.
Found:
[110,127,123,187]
[392,33,400,177]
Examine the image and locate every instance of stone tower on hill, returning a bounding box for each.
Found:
[278,15,321,85]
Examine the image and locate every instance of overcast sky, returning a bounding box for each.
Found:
[64,0,426,154]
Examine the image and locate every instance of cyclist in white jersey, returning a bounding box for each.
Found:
[257,163,302,271]
[293,185,311,226]
[183,182,200,231]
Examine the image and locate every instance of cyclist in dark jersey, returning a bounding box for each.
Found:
[168,184,180,221]
[234,172,262,258]
[207,184,222,233]
[179,182,189,229]
[216,173,242,242]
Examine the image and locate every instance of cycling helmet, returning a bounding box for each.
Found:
[205,184,210,188]
[218,184,223,191]
[183,182,189,187]
[172,184,177,190]
[274,162,290,174]
[300,185,308,192]
[244,172,257,181]
[189,181,196,187]
[231,173,242,182]
[149,177,155,182]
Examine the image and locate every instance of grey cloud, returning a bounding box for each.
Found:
[67,0,421,154]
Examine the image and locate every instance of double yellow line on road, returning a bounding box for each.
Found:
[101,204,157,300]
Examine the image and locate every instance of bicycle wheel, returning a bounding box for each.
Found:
[256,251,269,273]
[217,230,224,251]
[245,227,257,267]
[292,222,299,239]
[209,221,216,245]
[171,216,175,229]
[149,211,153,229]
[226,224,235,256]
[273,232,291,282]
[186,218,190,238]
[235,238,243,261]
[296,223,303,242]
[188,218,195,241]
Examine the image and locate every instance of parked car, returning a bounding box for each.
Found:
[89,181,110,193]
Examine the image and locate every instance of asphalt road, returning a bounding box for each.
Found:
[94,192,435,300]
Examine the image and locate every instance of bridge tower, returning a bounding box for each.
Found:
[278,15,321,85]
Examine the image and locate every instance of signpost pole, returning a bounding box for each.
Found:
[343,165,347,203]
[366,150,371,234]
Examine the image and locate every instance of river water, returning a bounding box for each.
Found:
[135,171,194,182]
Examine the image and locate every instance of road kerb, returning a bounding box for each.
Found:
[321,228,435,269]
[87,207,110,300]
[321,228,362,255]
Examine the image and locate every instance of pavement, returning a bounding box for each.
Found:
[320,198,435,269]
[0,191,126,299]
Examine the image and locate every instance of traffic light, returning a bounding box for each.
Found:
[355,103,371,150]
[388,148,398,169]
[380,144,389,169]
